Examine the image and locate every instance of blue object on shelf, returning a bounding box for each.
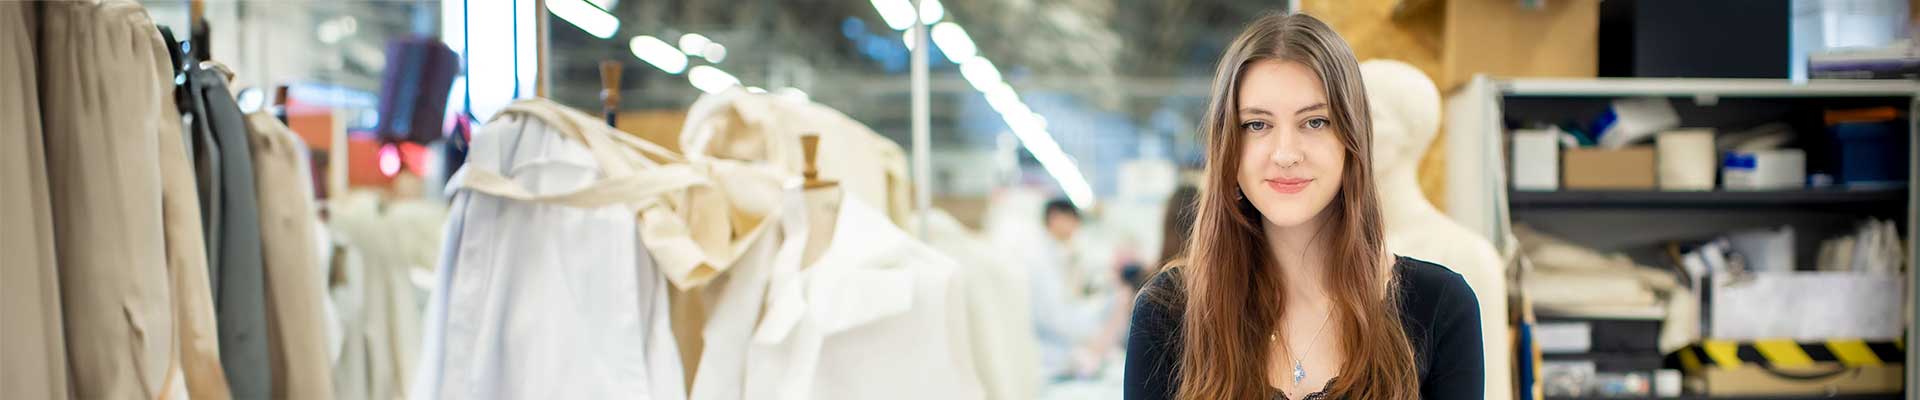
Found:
[1829,121,1909,187]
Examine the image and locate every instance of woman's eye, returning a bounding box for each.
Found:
[1241,121,1270,132]
[1303,118,1330,130]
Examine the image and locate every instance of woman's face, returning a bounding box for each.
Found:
[1234,59,1345,230]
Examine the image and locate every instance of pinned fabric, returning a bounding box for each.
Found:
[680,88,914,227]
[458,99,785,290]
[415,99,788,400]
[744,191,986,400]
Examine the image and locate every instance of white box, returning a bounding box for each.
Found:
[1709,272,1905,341]
[1656,129,1716,191]
[1512,129,1561,191]
[1724,149,1806,191]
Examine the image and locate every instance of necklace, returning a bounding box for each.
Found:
[1272,310,1333,386]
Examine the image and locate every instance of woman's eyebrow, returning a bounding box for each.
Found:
[1295,103,1328,115]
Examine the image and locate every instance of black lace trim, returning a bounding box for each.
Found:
[1273,377,1337,400]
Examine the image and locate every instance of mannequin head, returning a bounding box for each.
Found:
[1359,59,1441,175]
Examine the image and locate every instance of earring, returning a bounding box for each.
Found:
[1235,188,1245,200]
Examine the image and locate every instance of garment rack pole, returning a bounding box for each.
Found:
[910,0,931,240]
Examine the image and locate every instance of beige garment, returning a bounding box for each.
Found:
[0,3,70,399]
[680,88,914,227]
[328,193,444,400]
[156,51,232,400]
[247,112,335,399]
[916,210,1042,400]
[39,1,183,398]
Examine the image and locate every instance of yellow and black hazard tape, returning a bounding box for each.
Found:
[1676,339,1906,372]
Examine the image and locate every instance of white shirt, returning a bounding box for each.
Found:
[410,108,685,400]
[744,191,987,400]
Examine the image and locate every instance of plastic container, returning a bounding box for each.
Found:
[1830,121,1909,187]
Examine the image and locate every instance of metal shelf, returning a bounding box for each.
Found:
[1545,395,1900,400]
[1500,78,1920,98]
[1508,189,1910,210]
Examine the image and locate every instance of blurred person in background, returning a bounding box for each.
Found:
[1029,198,1133,381]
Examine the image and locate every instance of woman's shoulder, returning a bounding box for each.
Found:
[1392,256,1481,324]
[1131,267,1188,331]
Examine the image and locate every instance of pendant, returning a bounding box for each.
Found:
[1292,362,1306,384]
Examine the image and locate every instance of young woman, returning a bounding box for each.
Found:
[1123,13,1485,400]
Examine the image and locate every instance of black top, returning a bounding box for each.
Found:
[1123,256,1485,400]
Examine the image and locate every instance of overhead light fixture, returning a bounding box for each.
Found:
[688,65,740,94]
[746,86,768,94]
[547,0,619,39]
[931,23,975,63]
[901,29,917,51]
[701,43,727,63]
[959,57,1001,90]
[919,0,944,24]
[629,35,688,74]
[870,0,916,30]
[678,33,711,56]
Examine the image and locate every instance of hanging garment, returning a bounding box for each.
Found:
[916,210,1043,400]
[183,60,276,398]
[247,112,335,399]
[156,39,231,400]
[413,101,707,400]
[329,193,445,400]
[37,1,185,398]
[0,3,70,399]
[680,88,914,226]
[671,211,781,400]
[745,192,987,400]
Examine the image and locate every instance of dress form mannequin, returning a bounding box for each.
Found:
[1362,60,1513,399]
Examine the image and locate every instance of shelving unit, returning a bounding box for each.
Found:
[1509,189,1908,210]
[1443,76,1920,400]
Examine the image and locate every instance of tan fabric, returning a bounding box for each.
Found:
[157,53,233,400]
[247,112,335,400]
[0,3,70,399]
[38,1,180,398]
[680,88,914,227]
[460,99,785,290]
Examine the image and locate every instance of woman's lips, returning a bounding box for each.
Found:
[1265,178,1312,194]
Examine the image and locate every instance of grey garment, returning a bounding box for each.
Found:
[189,65,274,399]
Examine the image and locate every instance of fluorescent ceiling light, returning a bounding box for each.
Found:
[629,35,688,74]
[688,66,740,94]
[959,57,1001,90]
[871,0,915,30]
[932,23,976,63]
[919,0,944,24]
[547,0,619,39]
[678,33,711,55]
[702,43,727,63]
[901,29,917,51]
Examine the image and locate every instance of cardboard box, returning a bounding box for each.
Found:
[1563,147,1656,190]
[1442,0,1600,91]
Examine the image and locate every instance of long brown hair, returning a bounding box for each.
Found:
[1166,12,1418,400]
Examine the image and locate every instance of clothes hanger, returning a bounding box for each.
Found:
[189,0,209,62]
[600,60,621,127]
[799,133,841,267]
